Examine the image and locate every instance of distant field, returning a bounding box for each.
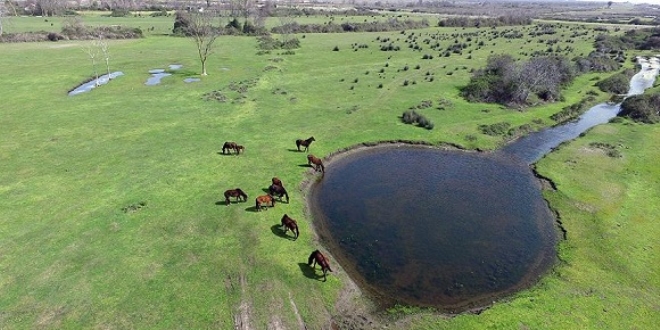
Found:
[1,13,659,329]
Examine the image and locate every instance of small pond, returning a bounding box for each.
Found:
[310,146,557,311]
[68,71,124,96]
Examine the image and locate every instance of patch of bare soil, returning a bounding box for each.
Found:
[288,292,307,330]
[233,273,253,330]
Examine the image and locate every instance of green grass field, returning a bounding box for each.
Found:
[1,13,658,329]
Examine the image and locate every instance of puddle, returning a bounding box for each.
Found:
[68,71,124,96]
[145,64,195,85]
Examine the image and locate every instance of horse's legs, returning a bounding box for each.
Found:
[322,268,327,282]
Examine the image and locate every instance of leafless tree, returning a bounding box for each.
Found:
[37,0,66,16]
[185,10,221,76]
[0,1,7,37]
[95,35,111,77]
[82,41,100,84]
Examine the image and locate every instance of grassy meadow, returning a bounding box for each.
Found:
[1,13,659,329]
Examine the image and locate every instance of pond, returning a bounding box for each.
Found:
[309,146,557,311]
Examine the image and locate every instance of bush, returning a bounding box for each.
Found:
[478,122,511,136]
[618,93,660,123]
[401,110,434,129]
[596,68,636,94]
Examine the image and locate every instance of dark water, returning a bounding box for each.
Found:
[500,57,659,164]
[310,147,557,311]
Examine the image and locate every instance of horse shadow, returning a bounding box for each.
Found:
[298,262,322,280]
[270,224,295,240]
[244,206,260,212]
[261,188,271,193]
[216,200,245,206]
[287,148,303,152]
[217,151,238,156]
[298,164,313,168]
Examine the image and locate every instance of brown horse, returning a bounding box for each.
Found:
[224,188,248,205]
[307,154,325,173]
[222,142,244,155]
[272,177,283,188]
[280,214,299,240]
[255,195,275,211]
[268,184,289,203]
[308,250,333,281]
[296,136,316,152]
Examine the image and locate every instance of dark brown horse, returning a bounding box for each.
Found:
[222,141,244,155]
[307,154,325,173]
[308,250,333,281]
[255,195,275,211]
[272,177,283,188]
[280,214,299,240]
[224,188,248,205]
[268,184,289,203]
[296,136,315,152]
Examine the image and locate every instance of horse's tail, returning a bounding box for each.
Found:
[284,190,289,203]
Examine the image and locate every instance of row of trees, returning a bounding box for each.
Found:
[270,19,429,35]
[438,15,532,28]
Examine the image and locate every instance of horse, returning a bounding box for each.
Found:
[272,177,283,188]
[280,214,299,240]
[224,188,248,205]
[307,154,325,173]
[255,195,275,211]
[296,136,316,152]
[268,184,289,203]
[308,250,333,282]
[222,142,244,155]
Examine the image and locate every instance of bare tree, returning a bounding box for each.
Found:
[95,35,111,77]
[184,10,221,76]
[0,1,6,36]
[82,41,100,84]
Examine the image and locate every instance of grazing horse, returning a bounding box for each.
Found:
[272,177,283,188]
[296,136,316,152]
[268,184,289,203]
[307,154,325,173]
[224,188,248,205]
[280,214,299,240]
[255,195,275,211]
[308,250,333,282]
[222,142,244,155]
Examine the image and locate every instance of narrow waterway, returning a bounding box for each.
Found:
[500,56,660,164]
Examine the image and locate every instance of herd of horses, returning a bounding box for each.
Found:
[221,137,333,281]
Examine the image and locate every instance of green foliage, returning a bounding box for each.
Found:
[401,110,434,129]
[619,93,660,123]
[596,69,636,94]
[257,35,301,51]
[108,8,131,17]
[478,122,511,135]
[550,97,595,123]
